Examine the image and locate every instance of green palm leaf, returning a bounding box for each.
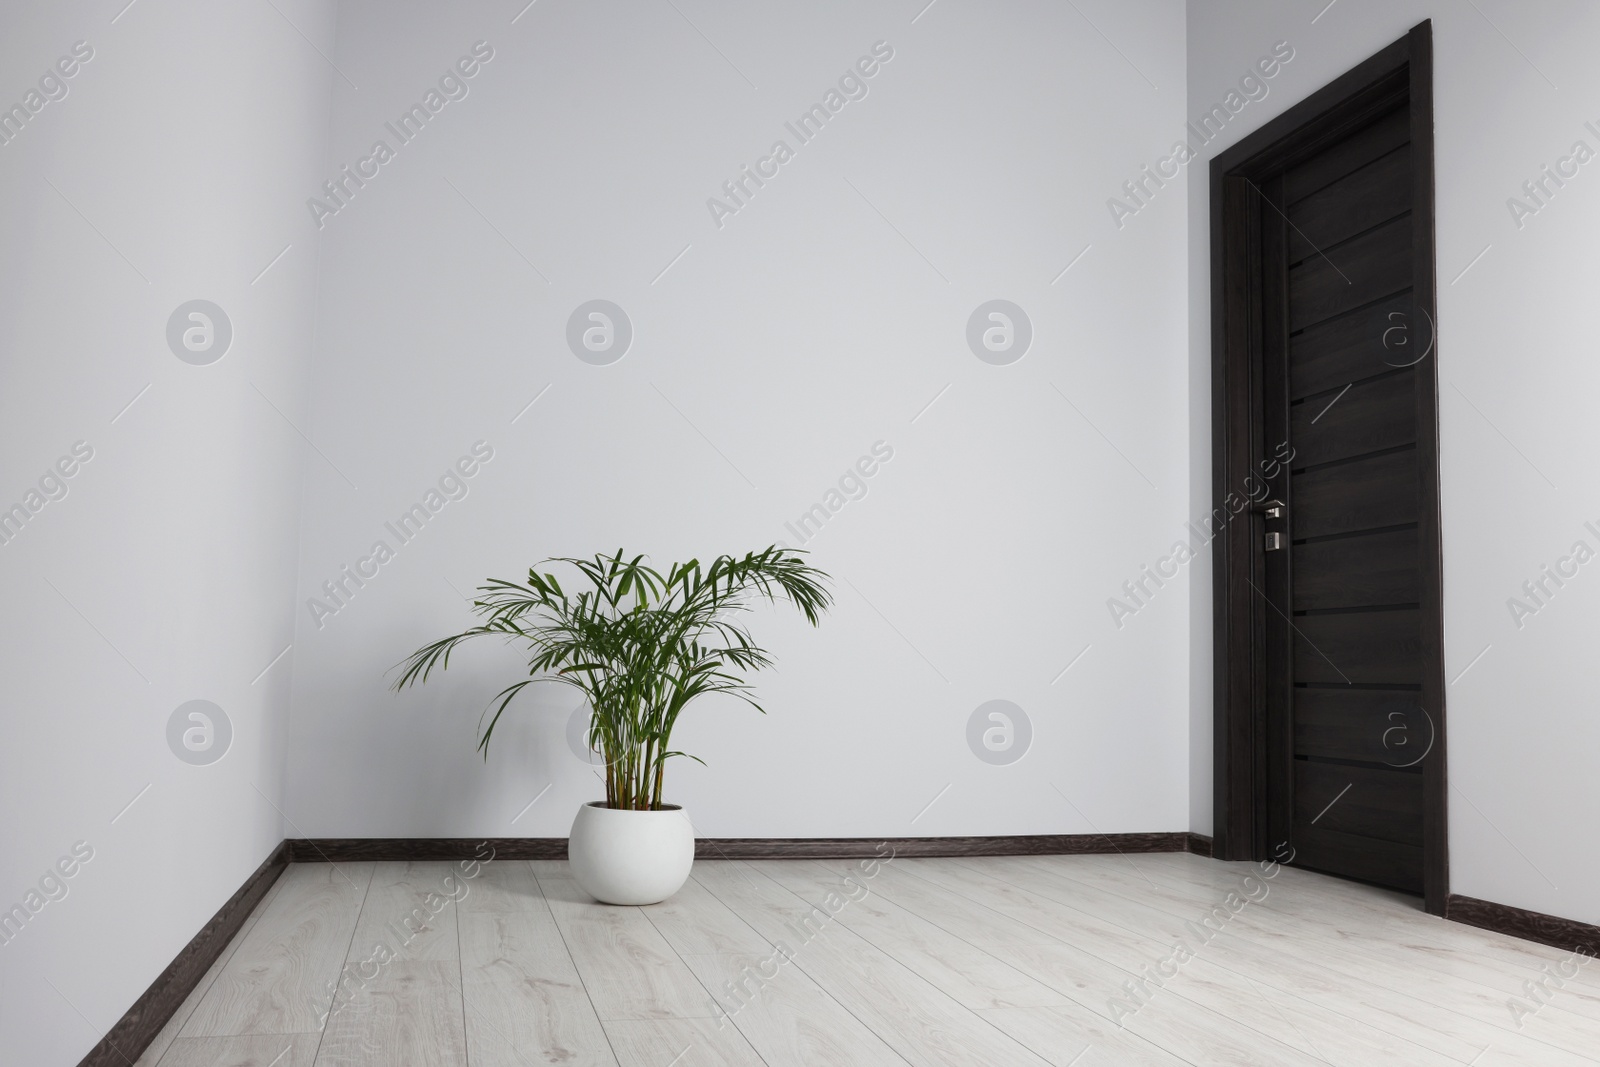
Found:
[391,546,831,809]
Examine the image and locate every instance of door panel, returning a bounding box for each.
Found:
[1290,292,1413,398]
[1283,105,1410,203]
[1294,688,1428,763]
[1293,610,1423,684]
[1292,449,1418,539]
[1287,146,1411,261]
[1290,824,1424,895]
[1292,527,1420,609]
[1294,761,1423,845]
[1290,371,1417,467]
[1288,215,1413,331]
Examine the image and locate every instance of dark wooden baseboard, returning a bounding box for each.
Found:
[291,832,1193,862]
[76,841,290,1067]
[698,833,1191,858]
[1186,832,1214,857]
[1447,894,1600,956]
[289,837,567,862]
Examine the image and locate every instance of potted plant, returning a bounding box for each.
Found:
[394,547,831,904]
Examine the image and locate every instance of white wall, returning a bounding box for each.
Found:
[283,0,1193,844]
[0,1,332,1063]
[1186,0,1600,924]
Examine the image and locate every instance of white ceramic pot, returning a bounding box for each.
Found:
[567,801,695,905]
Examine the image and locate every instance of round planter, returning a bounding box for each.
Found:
[567,801,695,905]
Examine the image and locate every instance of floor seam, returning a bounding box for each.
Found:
[743,859,1065,1067]
[690,862,920,1067]
[636,890,774,1067]
[530,861,625,1067]
[308,861,376,1067]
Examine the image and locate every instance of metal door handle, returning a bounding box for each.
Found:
[1255,498,1285,519]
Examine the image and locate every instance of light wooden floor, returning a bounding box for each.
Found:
[133,852,1600,1066]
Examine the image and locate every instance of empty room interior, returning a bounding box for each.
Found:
[5,1,1600,1064]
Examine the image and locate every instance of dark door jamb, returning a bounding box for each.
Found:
[1208,20,1447,915]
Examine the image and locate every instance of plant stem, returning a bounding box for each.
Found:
[640,738,656,811]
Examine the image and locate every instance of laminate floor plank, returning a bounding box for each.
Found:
[969,850,1600,1049]
[758,859,1070,1009]
[1116,988,1371,1067]
[314,961,467,1067]
[1198,921,1600,1066]
[458,910,619,1067]
[973,1005,1195,1067]
[872,860,1337,1067]
[1169,875,1600,1036]
[1114,852,1588,987]
[693,861,1060,1067]
[953,856,1220,942]
[640,869,773,957]
[532,863,719,1021]
[989,855,1600,1061]
[181,863,374,1038]
[956,861,1444,1065]
[1174,955,1462,1066]
[601,1017,767,1067]
[891,859,1177,972]
[680,951,910,1067]
[458,857,550,917]
[1211,912,1600,1060]
[343,860,460,964]
[158,1033,318,1067]
[1013,852,1589,1010]
[850,861,1062,947]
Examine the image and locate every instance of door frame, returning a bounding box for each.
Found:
[1208,20,1447,914]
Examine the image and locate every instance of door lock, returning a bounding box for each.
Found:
[1265,532,1283,551]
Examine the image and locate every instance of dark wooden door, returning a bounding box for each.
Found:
[1210,22,1446,912]
[1262,107,1430,895]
